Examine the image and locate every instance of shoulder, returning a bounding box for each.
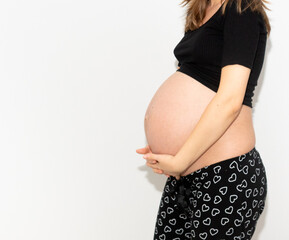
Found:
[222,0,264,30]
[224,1,260,20]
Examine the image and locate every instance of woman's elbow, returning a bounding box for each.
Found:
[214,93,243,116]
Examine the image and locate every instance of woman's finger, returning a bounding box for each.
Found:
[143,152,159,161]
[175,175,181,180]
[146,161,159,169]
[136,147,147,154]
[136,144,151,154]
[153,168,163,174]
[146,159,157,164]
[146,162,163,173]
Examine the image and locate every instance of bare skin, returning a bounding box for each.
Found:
[140,70,255,176]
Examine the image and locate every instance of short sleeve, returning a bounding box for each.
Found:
[221,2,260,69]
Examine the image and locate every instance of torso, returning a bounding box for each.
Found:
[144,71,256,176]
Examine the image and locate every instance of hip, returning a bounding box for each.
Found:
[168,147,267,217]
[154,147,267,239]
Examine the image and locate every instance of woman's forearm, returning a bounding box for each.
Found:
[173,94,241,174]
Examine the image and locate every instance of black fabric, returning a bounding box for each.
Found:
[173,0,267,108]
[153,147,267,240]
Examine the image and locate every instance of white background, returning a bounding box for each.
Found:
[0,0,287,239]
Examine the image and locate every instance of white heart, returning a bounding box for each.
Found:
[164,196,169,203]
[221,217,229,225]
[234,218,242,227]
[228,173,237,182]
[260,187,264,196]
[229,161,238,170]
[213,175,221,184]
[252,199,258,208]
[245,189,252,198]
[256,168,260,176]
[242,165,249,174]
[239,155,246,161]
[225,206,233,214]
[169,218,176,225]
[219,186,228,195]
[203,217,211,226]
[213,165,221,174]
[175,228,184,235]
[179,213,187,219]
[229,194,238,203]
[253,188,259,197]
[241,201,247,210]
[159,233,166,240]
[161,211,166,218]
[214,195,222,204]
[226,227,234,236]
[164,226,172,233]
[204,181,211,189]
[167,207,174,214]
[203,193,211,201]
[184,221,191,228]
[211,208,220,216]
[202,204,210,212]
[193,220,199,228]
[195,209,201,218]
[199,232,208,240]
[246,209,252,217]
[210,228,218,236]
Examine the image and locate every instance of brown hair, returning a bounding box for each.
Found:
[179,0,271,36]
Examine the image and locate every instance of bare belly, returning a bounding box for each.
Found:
[144,71,256,176]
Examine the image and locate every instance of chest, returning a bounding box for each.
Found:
[173,22,224,66]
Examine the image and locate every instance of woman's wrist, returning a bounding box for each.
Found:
[173,153,195,175]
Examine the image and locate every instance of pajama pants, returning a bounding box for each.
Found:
[153,147,267,240]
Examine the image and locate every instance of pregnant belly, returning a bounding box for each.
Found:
[144,71,256,174]
[144,71,216,155]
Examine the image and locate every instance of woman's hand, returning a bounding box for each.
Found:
[140,149,182,180]
[136,145,171,178]
[137,146,181,180]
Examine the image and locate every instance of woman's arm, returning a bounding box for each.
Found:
[173,64,251,174]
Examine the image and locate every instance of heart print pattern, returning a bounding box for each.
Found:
[153,147,267,240]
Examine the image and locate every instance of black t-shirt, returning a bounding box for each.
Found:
[173,0,268,108]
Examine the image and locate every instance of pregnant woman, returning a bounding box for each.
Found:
[136,0,271,239]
